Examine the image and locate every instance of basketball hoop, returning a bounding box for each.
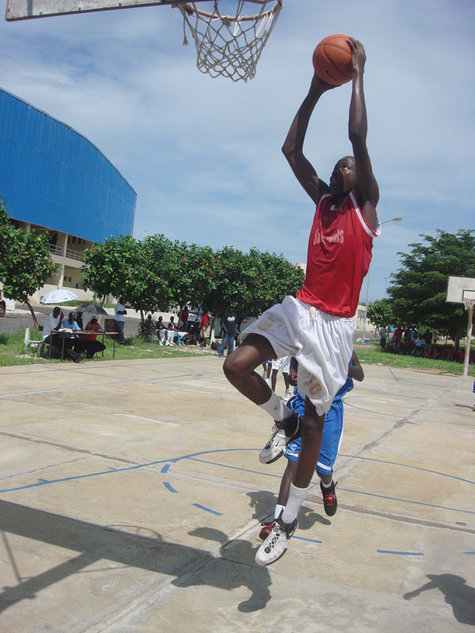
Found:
[463,298,475,311]
[175,1,282,82]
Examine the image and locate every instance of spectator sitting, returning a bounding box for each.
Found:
[42,306,64,356]
[157,316,166,345]
[76,311,84,329]
[178,305,189,330]
[412,336,426,357]
[166,316,177,346]
[82,317,106,358]
[59,311,84,362]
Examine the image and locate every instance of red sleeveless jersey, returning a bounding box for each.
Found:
[296,191,379,318]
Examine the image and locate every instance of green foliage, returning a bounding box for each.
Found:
[82,233,304,323]
[81,234,139,304]
[208,246,304,319]
[367,299,395,328]
[162,238,217,310]
[388,229,475,340]
[137,315,156,342]
[0,199,58,326]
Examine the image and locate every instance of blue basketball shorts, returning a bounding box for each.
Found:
[284,400,344,476]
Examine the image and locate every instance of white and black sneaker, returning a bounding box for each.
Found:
[259,413,301,464]
[255,513,298,566]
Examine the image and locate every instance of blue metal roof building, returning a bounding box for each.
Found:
[0,87,136,242]
[0,87,136,304]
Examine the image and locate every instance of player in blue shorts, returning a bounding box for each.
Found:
[259,351,364,540]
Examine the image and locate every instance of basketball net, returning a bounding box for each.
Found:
[175,1,282,82]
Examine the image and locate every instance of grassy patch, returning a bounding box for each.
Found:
[354,344,475,376]
[0,332,473,376]
[0,331,214,366]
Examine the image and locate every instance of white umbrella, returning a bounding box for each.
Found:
[40,289,78,304]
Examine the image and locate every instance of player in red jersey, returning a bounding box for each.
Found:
[223,38,380,565]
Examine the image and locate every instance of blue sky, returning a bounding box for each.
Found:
[0,0,474,301]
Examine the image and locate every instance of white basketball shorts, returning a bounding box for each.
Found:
[271,355,291,372]
[240,296,354,416]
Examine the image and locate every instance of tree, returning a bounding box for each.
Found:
[82,233,304,329]
[126,235,177,318]
[207,247,304,321]
[0,199,58,329]
[387,229,475,343]
[367,298,395,329]
[81,234,139,304]
[81,234,218,323]
[166,239,218,311]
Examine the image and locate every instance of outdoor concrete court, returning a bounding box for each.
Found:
[0,356,473,632]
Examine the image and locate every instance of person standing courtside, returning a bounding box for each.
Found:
[219,306,238,357]
[223,39,380,566]
[114,297,127,345]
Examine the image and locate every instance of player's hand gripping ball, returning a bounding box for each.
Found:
[313,34,353,86]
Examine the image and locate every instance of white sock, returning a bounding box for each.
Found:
[281,483,309,524]
[273,504,285,521]
[321,479,333,489]
[259,391,292,422]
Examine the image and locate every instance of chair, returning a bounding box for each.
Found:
[24,326,44,358]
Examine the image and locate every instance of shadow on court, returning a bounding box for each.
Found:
[0,500,271,615]
[246,490,331,530]
[404,574,475,626]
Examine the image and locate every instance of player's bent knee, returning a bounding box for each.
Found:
[222,355,237,380]
[222,352,248,384]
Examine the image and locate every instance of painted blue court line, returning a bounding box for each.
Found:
[377,550,424,556]
[464,551,475,555]
[163,482,177,493]
[161,464,170,473]
[1,448,473,519]
[192,503,222,516]
[188,456,285,481]
[337,454,475,486]
[338,486,475,515]
[388,368,399,382]
[186,456,475,515]
[0,448,254,494]
[189,452,475,486]
[294,535,322,544]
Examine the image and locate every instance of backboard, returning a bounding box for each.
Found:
[446,276,475,308]
[5,0,199,21]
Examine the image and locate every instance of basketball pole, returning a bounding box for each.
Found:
[463,303,473,377]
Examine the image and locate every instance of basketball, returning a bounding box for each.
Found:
[312,34,353,86]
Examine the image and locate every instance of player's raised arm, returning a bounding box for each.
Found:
[347,39,380,232]
[282,76,335,205]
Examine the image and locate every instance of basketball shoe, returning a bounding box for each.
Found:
[255,514,298,566]
[320,480,338,516]
[259,412,301,464]
[258,520,275,541]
